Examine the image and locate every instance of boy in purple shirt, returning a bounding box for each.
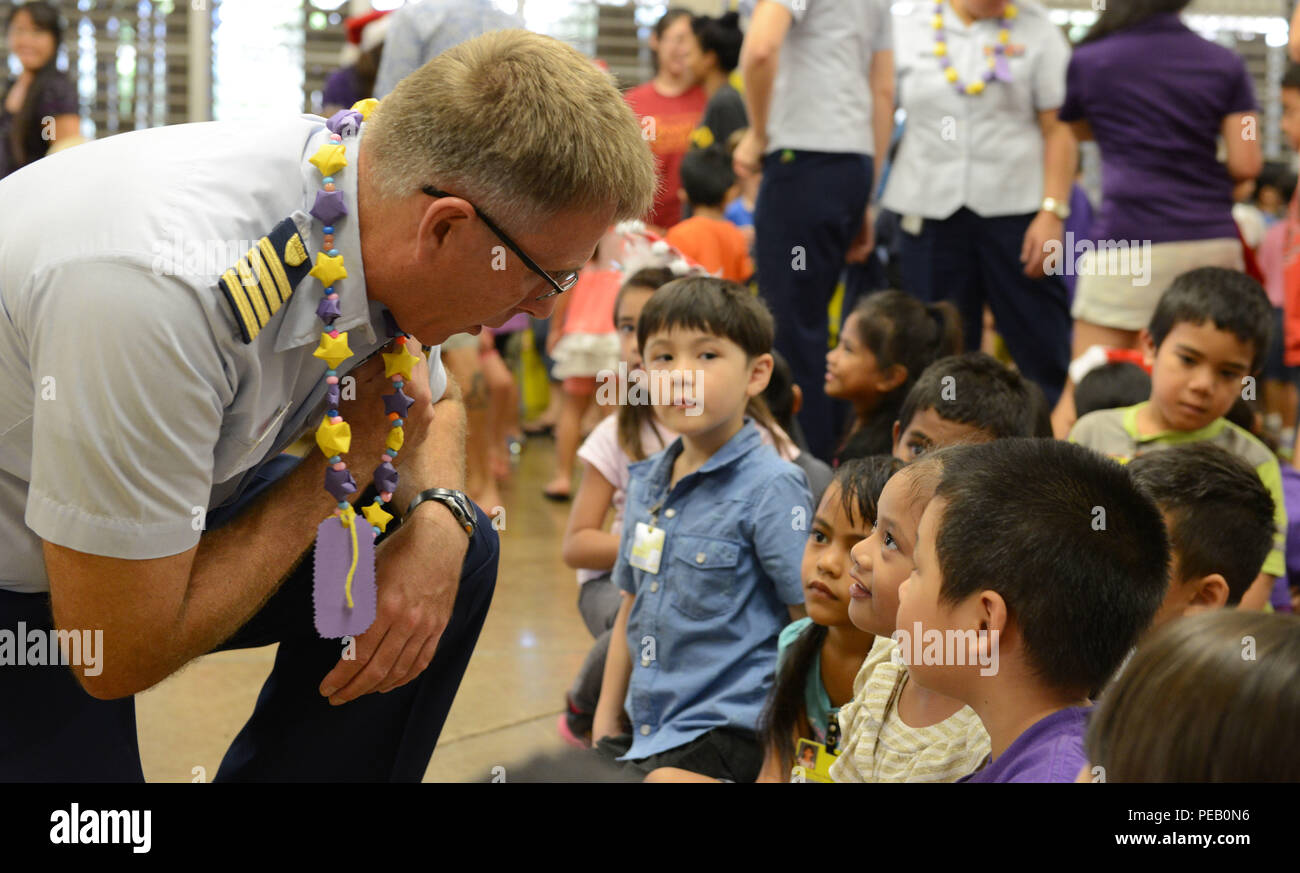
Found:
[897,439,1170,783]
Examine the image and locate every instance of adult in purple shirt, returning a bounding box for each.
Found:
[961,706,1089,783]
[1,2,79,181]
[1050,0,1262,435]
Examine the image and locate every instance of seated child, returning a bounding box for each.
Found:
[891,352,1046,463]
[664,146,753,283]
[1127,443,1276,629]
[1073,361,1152,419]
[592,277,812,781]
[644,456,902,782]
[1069,267,1287,610]
[827,290,961,462]
[831,453,992,782]
[1084,610,1300,782]
[762,350,833,502]
[901,439,1170,782]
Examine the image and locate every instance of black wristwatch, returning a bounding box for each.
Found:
[405,488,476,537]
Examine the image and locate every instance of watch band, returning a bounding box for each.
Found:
[1041,196,1071,220]
[406,487,476,537]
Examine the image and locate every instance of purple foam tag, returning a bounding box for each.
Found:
[313,516,377,638]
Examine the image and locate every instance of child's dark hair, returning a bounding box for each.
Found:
[837,291,962,459]
[1256,161,1297,205]
[1074,362,1152,418]
[1283,63,1300,93]
[637,276,786,444]
[679,145,734,208]
[758,456,904,776]
[615,267,677,461]
[1147,267,1273,374]
[1127,444,1275,605]
[932,439,1169,695]
[1087,610,1300,782]
[896,353,1044,441]
[691,11,743,73]
[762,349,797,435]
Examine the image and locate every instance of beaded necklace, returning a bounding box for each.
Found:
[307,97,417,639]
[932,1,1018,96]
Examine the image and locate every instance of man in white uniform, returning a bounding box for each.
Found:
[0,30,655,781]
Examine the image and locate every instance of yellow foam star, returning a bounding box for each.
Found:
[386,426,405,453]
[946,67,959,83]
[966,81,986,95]
[1004,4,1018,18]
[931,13,944,29]
[309,142,347,177]
[998,29,1010,44]
[316,414,352,457]
[309,252,348,287]
[351,98,379,120]
[313,331,353,369]
[934,41,947,57]
[383,343,421,381]
[361,502,394,533]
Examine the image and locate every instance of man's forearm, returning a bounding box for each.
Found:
[742,58,776,145]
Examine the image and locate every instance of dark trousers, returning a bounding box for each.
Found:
[594,727,763,782]
[0,476,498,782]
[898,207,1070,407]
[755,150,873,461]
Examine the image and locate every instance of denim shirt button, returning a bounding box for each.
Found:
[650,581,659,592]
[664,508,676,518]
[640,724,651,736]
[696,553,706,563]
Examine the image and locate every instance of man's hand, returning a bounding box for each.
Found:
[342,340,435,472]
[1020,211,1064,279]
[318,507,469,703]
[733,128,765,179]
[845,206,876,264]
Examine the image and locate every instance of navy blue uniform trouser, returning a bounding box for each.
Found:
[0,458,499,782]
[897,207,1070,407]
[755,150,873,461]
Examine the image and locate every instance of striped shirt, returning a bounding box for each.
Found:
[1069,402,1286,578]
[830,636,990,783]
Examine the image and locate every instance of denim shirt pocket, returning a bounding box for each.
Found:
[669,534,742,621]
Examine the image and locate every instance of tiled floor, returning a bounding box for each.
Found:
[136,436,592,782]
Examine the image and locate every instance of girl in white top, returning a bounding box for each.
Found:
[831,452,990,782]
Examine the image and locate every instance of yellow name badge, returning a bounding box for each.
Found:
[629,522,665,575]
[791,738,838,783]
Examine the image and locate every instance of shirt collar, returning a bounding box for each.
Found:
[274,118,380,353]
[1123,401,1226,444]
[634,419,765,493]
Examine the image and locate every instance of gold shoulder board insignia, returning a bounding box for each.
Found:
[218,217,312,343]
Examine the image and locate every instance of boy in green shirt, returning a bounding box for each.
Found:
[1070,267,1285,610]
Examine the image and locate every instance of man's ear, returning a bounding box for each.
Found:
[791,383,803,416]
[1183,573,1230,615]
[677,187,688,205]
[1139,328,1158,369]
[418,195,475,259]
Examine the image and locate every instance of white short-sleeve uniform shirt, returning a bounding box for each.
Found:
[883,0,1070,220]
[0,116,446,593]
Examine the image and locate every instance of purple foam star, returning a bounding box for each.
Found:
[373,462,399,495]
[316,295,342,324]
[383,388,414,417]
[324,467,358,501]
[325,109,363,137]
[310,189,348,225]
[326,383,340,408]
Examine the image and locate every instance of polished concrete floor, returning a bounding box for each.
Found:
[136,435,592,782]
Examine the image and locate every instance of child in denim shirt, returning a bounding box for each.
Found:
[592,277,812,781]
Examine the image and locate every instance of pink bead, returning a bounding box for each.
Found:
[380,491,393,503]
[328,330,339,339]
[332,462,346,471]
[326,376,339,385]
[327,293,339,300]
[391,374,403,382]
[381,454,392,463]
[330,416,343,424]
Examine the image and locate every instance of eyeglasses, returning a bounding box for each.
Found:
[422,186,580,300]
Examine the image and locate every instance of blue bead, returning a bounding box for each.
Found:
[394,419,403,427]
[323,225,334,234]
[327,249,339,257]
[323,286,333,295]
[337,500,349,509]
[326,369,337,377]
[393,380,403,389]
[322,176,333,184]
[328,454,341,464]
[328,409,338,417]
[372,526,382,535]
[372,496,383,504]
